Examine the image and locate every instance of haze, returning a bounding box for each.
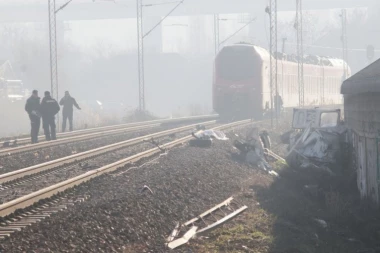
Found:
[0,0,378,136]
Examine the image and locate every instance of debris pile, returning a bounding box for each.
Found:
[190,128,228,147]
[285,108,347,175]
[233,128,272,170]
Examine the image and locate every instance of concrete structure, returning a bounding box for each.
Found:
[341,59,380,204]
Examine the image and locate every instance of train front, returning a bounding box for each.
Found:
[213,44,263,120]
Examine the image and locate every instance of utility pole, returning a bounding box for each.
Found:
[281,38,287,99]
[136,0,184,112]
[48,0,58,101]
[295,0,304,107]
[341,9,349,80]
[136,0,145,112]
[267,0,278,127]
[214,14,220,56]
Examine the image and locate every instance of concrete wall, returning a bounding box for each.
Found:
[345,93,380,204]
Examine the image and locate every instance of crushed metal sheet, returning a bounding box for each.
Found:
[287,108,348,172]
[167,226,198,249]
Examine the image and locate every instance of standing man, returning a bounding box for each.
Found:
[274,93,283,115]
[40,91,60,141]
[25,90,41,144]
[60,91,81,132]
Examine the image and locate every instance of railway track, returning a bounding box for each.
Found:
[0,120,217,186]
[0,119,251,238]
[0,114,218,153]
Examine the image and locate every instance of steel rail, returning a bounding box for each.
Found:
[0,124,159,157]
[0,121,217,184]
[0,114,219,147]
[0,119,251,217]
[0,115,219,157]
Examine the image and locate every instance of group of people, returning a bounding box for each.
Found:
[25,90,81,143]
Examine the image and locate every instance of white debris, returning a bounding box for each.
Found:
[314,219,327,228]
[193,129,228,141]
[269,170,279,177]
[167,226,198,249]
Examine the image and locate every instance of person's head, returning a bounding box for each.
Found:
[32,90,38,98]
[65,91,70,97]
[44,91,51,97]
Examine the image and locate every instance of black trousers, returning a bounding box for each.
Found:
[42,116,56,141]
[62,111,73,132]
[29,114,40,144]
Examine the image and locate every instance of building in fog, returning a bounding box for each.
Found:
[341,58,380,204]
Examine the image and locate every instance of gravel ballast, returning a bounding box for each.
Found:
[0,124,272,253]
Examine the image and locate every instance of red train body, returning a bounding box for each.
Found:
[213,43,350,119]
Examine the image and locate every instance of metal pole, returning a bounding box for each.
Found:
[296,0,304,107]
[282,38,287,100]
[214,14,220,56]
[269,0,278,127]
[48,0,59,127]
[136,0,145,112]
[341,9,348,80]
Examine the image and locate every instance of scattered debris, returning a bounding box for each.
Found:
[79,162,98,170]
[166,222,180,243]
[144,137,166,152]
[190,129,228,147]
[286,108,347,173]
[140,185,154,195]
[167,226,198,249]
[233,128,272,170]
[269,170,279,177]
[314,218,328,229]
[166,197,247,249]
[264,148,286,163]
[1,140,17,148]
[192,129,228,141]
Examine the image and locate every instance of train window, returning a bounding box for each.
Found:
[217,47,255,81]
[320,112,339,128]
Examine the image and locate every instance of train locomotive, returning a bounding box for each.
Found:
[213,43,350,119]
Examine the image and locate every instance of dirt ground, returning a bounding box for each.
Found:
[189,121,380,253]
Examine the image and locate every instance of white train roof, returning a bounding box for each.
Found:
[222,43,348,67]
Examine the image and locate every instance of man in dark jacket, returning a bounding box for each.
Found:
[25,90,41,144]
[40,91,60,141]
[60,91,81,132]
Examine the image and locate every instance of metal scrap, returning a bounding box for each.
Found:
[140,185,154,194]
[192,129,228,141]
[234,128,272,170]
[286,108,347,172]
[166,197,247,249]
[167,226,198,249]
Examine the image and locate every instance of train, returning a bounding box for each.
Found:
[212,43,350,119]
